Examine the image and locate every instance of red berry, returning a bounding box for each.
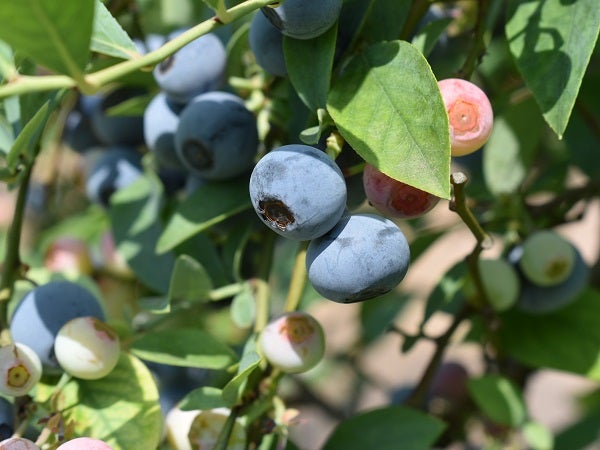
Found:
[362,164,440,218]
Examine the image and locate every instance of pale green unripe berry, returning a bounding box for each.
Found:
[478,258,520,311]
[0,437,40,449]
[259,312,325,373]
[165,407,245,450]
[56,437,114,450]
[0,343,42,397]
[519,231,575,286]
[54,317,120,380]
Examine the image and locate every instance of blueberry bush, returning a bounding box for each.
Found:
[0,1,599,449]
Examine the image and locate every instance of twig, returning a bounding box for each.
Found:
[284,242,308,313]
[456,0,492,80]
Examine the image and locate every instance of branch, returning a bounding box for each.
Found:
[456,0,492,80]
[0,0,279,99]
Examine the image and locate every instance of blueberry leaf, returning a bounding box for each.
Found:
[57,354,163,450]
[168,254,214,304]
[506,0,600,138]
[157,177,252,254]
[468,374,527,427]
[284,23,337,112]
[322,405,445,450]
[328,40,451,199]
[130,328,237,369]
[498,289,600,379]
[91,0,139,60]
[0,0,93,76]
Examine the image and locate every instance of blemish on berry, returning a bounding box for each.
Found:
[258,198,294,230]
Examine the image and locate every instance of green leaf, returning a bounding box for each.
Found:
[0,40,17,80]
[361,0,411,43]
[179,386,233,411]
[555,408,600,450]
[498,289,600,379]
[230,284,256,329]
[360,292,408,345]
[130,328,237,369]
[168,254,214,304]
[0,114,14,156]
[110,174,175,294]
[91,0,139,60]
[423,261,468,324]
[411,18,452,58]
[59,353,162,450]
[157,177,252,253]
[222,351,262,405]
[322,406,445,450]
[483,96,544,195]
[7,93,60,169]
[522,421,554,450]
[468,374,527,427]
[284,23,337,112]
[328,40,451,199]
[505,0,600,137]
[0,0,93,76]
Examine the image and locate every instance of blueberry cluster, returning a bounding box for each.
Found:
[249,144,411,304]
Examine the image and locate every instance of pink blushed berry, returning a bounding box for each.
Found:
[56,437,114,450]
[438,78,493,156]
[0,437,41,449]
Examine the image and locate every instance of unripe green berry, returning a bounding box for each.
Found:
[54,317,120,380]
[519,230,575,287]
[0,343,42,397]
[259,312,325,373]
[478,258,520,311]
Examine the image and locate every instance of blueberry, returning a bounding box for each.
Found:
[9,281,106,371]
[0,343,42,397]
[510,243,590,314]
[306,213,410,302]
[248,11,287,77]
[63,110,103,154]
[249,144,347,241]
[90,87,146,146]
[0,397,13,441]
[143,92,186,170]
[153,32,226,104]
[175,91,258,180]
[261,0,343,40]
[84,146,143,207]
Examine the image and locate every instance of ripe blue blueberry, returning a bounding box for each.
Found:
[306,213,410,302]
[249,11,287,77]
[143,92,186,170]
[90,87,146,146]
[9,281,106,372]
[261,0,343,40]
[153,32,226,104]
[175,91,258,180]
[249,144,347,241]
[0,397,13,441]
[509,243,589,314]
[85,146,143,207]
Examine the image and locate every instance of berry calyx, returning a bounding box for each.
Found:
[0,343,42,397]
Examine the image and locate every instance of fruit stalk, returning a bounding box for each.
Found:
[0,164,33,341]
[284,242,309,313]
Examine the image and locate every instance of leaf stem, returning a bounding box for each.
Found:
[213,406,241,450]
[284,242,308,312]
